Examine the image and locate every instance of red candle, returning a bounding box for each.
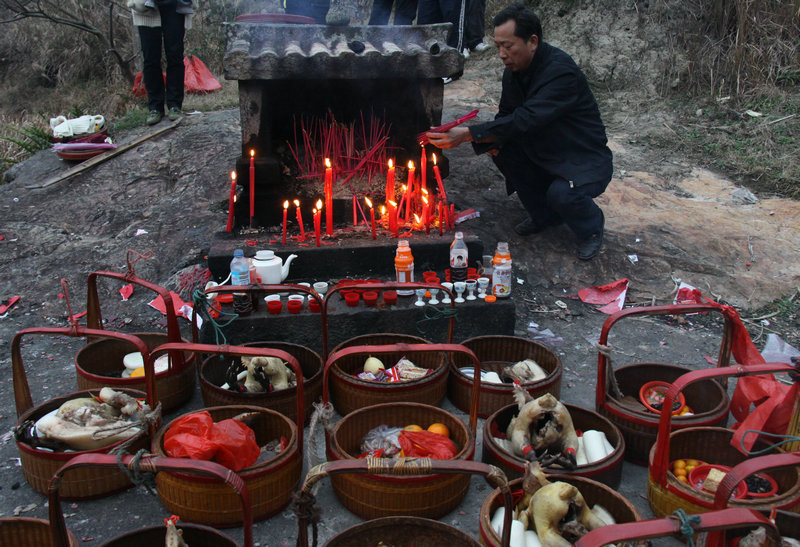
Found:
[438,200,443,236]
[314,199,322,247]
[405,161,415,222]
[422,196,430,234]
[420,145,427,193]
[432,153,447,202]
[388,199,398,236]
[282,200,289,244]
[396,186,406,228]
[225,171,236,232]
[450,203,455,229]
[385,159,395,204]
[365,197,376,239]
[249,149,255,226]
[353,194,357,227]
[324,158,333,236]
[293,199,306,240]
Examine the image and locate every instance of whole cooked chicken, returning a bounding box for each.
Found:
[506,386,579,468]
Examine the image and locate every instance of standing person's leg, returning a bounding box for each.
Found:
[416,0,443,25]
[138,25,165,119]
[394,0,419,24]
[159,3,185,115]
[439,0,467,50]
[464,0,486,50]
[368,0,393,24]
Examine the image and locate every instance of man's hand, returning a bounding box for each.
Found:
[426,126,472,149]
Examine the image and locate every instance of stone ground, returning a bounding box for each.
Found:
[0,34,799,547]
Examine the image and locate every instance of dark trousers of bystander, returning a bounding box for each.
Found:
[417,0,467,50]
[492,143,609,240]
[369,0,419,25]
[285,0,330,23]
[138,3,185,114]
[464,0,486,49]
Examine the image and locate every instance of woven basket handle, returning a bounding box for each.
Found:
[150,342,304,446]
[47,453,252,547]
[323,280,457,353]
[193,282,326,353]
[596,303,735,411]
[651,362,796,486]
[323,342,482,433]
[714,452,800,508]
[296,458,512,547]
[11,325,157,417]
[573,507,779,545]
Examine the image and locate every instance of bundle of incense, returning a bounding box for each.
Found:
[418,109,479,145]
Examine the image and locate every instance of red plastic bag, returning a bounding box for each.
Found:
[163,411,260,471]
[398,430,458,459]
[131,56,221,97]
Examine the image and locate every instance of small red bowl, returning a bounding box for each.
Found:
[267,300,282,314]
[308,299,321,313]
[688,464,746,499]
[640,380,686,415]
[344,292,360,307]
[363,291,379,307]
[423,271,438,280]
[383,290,397,305]
[743,472,778,498]
[287,299,303,314]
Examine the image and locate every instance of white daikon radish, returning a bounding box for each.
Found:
[484,371,503,384]
[582,430,608,463]
[575,435,588,466]
[524,530,542,547]
[510,520,527,547]
[591,504,616,526]
[600,431,614,454]
[491,507,506,535]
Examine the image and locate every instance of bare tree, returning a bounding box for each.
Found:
[0,0,137,83]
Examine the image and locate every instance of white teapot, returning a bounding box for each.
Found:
[252,250,297,284]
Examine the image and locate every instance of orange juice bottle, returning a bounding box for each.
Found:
[395,239,414,295]
[491,242,512,298]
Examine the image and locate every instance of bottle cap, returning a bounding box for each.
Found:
[233,249,244,257]
[485,295,497,303]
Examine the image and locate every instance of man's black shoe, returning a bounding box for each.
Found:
[514,217,562,236]
[577,230,603,260]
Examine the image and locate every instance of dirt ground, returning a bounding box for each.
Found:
[0,15,799,546]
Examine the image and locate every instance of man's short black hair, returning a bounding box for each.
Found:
[492,3,543,42]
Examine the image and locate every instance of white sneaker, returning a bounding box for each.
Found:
[461,48,470,58]
[443,77,454,84]
[472,42,489,52]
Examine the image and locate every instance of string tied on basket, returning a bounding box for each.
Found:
[306,401,335,470]
[740,430,800,456]
[415,304,458,336]
[291,488,321,547]
[595,341,625,400]
[192,288,238,345]
[104,401,162,454]
[672,508,701,546]
[115,448,157,494]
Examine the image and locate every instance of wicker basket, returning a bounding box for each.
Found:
[572,508,781,546]
[448,335,563,418]
[647,364,800,517]
[326,333,447,416]
[0,518,80,547]
[48,454,253,547]
[479,473,643,546]
[151,343,304,527]
[596,304,736,464]
[75,268,196,411]
[12,322,158,499]
[200,341,323,425]
[295,459,514,547]
[482,403,625,487]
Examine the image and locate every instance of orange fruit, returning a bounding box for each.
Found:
[686,459,701,467]
[685,465,696,473]
[677,475,688,483]
[672,460,687,470]
[404,425,423,432]
[673,468,687,478]
[427,423,450,438]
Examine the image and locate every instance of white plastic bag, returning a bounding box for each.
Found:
[51,115,105,138]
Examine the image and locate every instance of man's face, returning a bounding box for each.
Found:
[493,19,538,72]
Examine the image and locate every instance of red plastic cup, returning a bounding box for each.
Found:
[267,300,282,314]
[467,267,478,279]
[383,290,397,305]
[423,271,438,281]
[363,291,379,307]
[287,299,303,314]
[308,298,321,313]
[344,292,360,307]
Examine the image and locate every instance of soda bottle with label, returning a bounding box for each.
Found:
[449,231,468,282]
[395,239,414,295]
[491,242,512,298]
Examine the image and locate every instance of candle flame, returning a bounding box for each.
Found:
[283,200,289,209]
[402,184,407,191]
[250,149,254,157]
[316,199,323,209]
[388,200,397,207]
[381,205,386,214]
[432,153,437,165]
[324,158,331,169]
[294,199,300,207]
[388,158,394,169]
[231,170,236,180]
[421,187,429,196]
[414,213,421,223]
[364,196,373,208]
[422,196,429,205]
[408,160,414,169]
[312,208,316,214]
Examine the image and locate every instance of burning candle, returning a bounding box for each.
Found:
[405,161,415,222]
[314,199,323,247]
[324,158,333,236]
[385,159,395,204]
[282,200,289,245]
[420,145,427,193]
[438,200,443,236]
[397,186,406,227]
[388,199,398,237]
[432,153,447,202]
[226,171,236,232]
[294,199,306,240]
[421,195,430,234]
[365,197,376,239]
[249,149,255,226]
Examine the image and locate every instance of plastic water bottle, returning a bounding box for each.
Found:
[449,231,468,282]
[230,249,251,286]
[395,239,414,295]
[491,242,512,298]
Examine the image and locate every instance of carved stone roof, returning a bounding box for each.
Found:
[223,22,464,80]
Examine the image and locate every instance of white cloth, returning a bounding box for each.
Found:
[50,115,105,138]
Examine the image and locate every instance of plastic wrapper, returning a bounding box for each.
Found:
[358,424,403,458]
[163,411,260,471]
[385,357,432,382]
[397,430,458,459]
